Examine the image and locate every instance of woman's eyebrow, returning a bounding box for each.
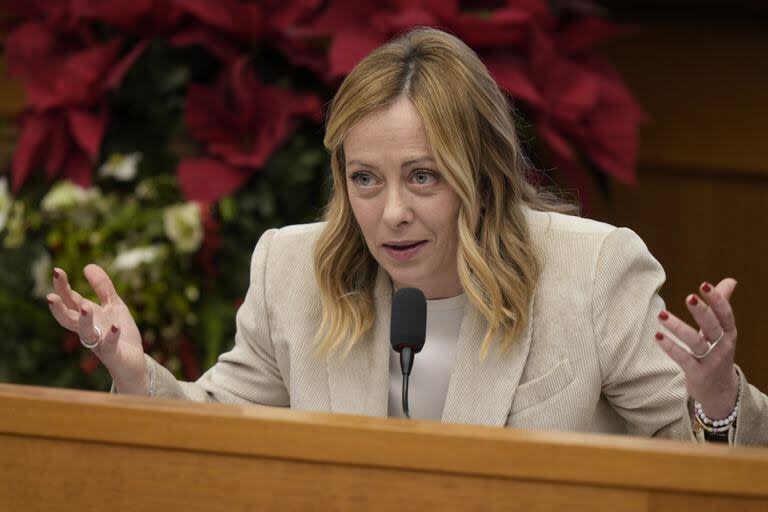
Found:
[345,156,435,169]
[345,159,376,169]
[401,156,435,167]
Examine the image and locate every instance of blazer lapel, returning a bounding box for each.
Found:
[327,267,391,417]
[441,296,534,426]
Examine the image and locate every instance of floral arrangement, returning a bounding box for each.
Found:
[0,0,643,390]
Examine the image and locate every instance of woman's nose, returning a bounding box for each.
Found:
[381,186,413,228]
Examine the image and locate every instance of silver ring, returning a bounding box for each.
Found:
[691,329,725,359]
[80,325,102,349]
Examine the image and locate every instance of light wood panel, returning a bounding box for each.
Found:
[1,384,768,511]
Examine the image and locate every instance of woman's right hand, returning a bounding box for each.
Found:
[47,264,149,395]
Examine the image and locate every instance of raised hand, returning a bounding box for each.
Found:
[654,278,739,420]
[47,264,149,395]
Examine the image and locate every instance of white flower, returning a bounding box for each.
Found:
[99,152,142,181]
[31,251,53,299]
[163,202,203,253]
[0,177,11,232]
[184,284,200,302]
[112,245,165,272]
[40,181,99,212]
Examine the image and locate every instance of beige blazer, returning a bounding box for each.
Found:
[141,210,767,445]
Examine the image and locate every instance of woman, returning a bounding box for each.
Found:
[47,28,766,444]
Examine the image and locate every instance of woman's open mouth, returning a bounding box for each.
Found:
[382,240,427,262]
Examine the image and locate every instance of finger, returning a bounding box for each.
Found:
[96,324,120,354]
[78,304,102,344]
[52,268,84,311]
[684,293,723,350]
[657,309,706,355]
[713,278,737,301]
[700,280,737,333]
[46,294,80,331]
[84,264,123,306]
[654,332,696,373]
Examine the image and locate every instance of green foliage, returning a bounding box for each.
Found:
[0,141,328,389]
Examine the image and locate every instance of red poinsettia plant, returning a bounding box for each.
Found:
[0,0,644,389]
[5,0,643,203]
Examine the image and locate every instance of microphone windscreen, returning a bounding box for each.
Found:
[390,288,427,353]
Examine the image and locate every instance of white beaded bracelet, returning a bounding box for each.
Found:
[693,384,741,435]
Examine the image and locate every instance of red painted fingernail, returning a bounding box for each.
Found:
[111,325,118,333]
[47,299,53,305]
[702,282,712,293]
[688,295,699,306]
[53,269,60,279]
[658,310,669,320]
[655,332,664,341]
[80,307,87,316]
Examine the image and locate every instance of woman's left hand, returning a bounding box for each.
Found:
[654,278,739,419]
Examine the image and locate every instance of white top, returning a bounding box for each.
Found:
[387,293,467,420]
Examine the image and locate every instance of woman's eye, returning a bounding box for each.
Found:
[350,172,376,187]
[411,170,437,185]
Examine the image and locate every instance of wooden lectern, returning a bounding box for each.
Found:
[1,383,767,511]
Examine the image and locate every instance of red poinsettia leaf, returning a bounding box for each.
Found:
[558,16,628,55]
[67,108,106,159]
[263,0,323,34]
[45,40,122,108]
[327,29,384,79]
[228,57,259,121]
[11,112,50,190]
[572,62,645,185]
[185,83,239,144]
[294,94,324,124]
[61,150,93,188]
[71,0,155,31]
[406,0,459,18]
[4,21,57,77]
[527,26,558,82]
[174,0,263,41]
[551,62,600,124]
[170,27,241,62]
[303,0,376,34]
[177,157,251,203]
[483,55,544,109]
[449,7,531,48]
[371,8,437,34]
[581,119,639,185]
[45,115,71,177]
[584,58,647,122]
[539,123,575,161]
[105,39,150,90]
[185,58,322,175]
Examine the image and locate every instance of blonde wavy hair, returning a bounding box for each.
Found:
[314,27,572,356]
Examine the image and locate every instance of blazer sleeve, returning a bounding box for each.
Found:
[732,365,768,446]
[591,227,694,440]
[113,228,290,407]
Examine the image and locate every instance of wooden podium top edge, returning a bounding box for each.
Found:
[2,382,767,497]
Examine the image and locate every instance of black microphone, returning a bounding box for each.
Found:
[389,287,427,419]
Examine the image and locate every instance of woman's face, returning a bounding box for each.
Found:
[343,96,463,299]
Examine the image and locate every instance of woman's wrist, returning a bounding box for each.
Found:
[695,367,740,419]
[693,368,741,436]
[113,363,150,396]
